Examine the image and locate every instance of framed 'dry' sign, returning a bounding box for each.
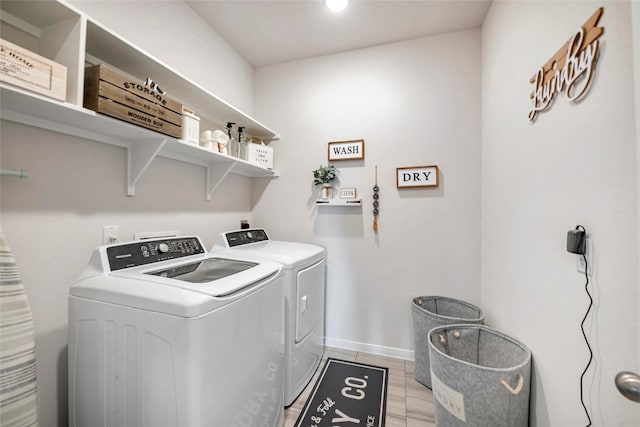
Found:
[396,165,439,188]
[328,139,365,161]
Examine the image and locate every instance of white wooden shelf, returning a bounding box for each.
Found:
[315,199,362,207]
[0,0,280,200]
[0,85,278,200]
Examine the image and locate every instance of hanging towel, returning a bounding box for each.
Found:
[0,228,38,427]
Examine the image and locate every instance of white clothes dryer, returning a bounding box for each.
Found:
[69,236,284,427]
[212,229,326,407]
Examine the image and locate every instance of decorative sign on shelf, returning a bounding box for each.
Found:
[528,7,604,122]
[339,188,357,199]
[328,139,365,161]
[396,165,439,189]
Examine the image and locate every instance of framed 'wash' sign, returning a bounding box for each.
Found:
[328,139,365,161]
[396,165,439,188]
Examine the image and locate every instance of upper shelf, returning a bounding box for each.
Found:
[85,20,279,139]
[1,0,279,139]
[0,0,78,33]
[0,0,280,200]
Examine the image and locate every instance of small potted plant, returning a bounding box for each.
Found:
[313,164,338,199]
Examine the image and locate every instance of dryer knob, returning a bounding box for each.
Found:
[158,243,170,254]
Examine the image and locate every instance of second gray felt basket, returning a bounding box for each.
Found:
[411,296,485,388]
[428,325,532,427]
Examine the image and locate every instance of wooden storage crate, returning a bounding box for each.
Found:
[84,64,182,138]
[0,37,67,101]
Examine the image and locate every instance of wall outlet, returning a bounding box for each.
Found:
[575,234,593,276]
[102,225,120,245]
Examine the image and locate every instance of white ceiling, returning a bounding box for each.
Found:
[185,0,492,67]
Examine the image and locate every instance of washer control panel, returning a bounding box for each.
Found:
[224,229,270,247]
[107,237,204,271]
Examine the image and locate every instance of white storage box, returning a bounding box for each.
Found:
[247,143,274,169]
[181,106,200,144]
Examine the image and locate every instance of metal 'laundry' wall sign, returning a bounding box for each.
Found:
[528,7,604,122]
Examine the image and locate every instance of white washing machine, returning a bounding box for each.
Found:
[212,229,326,407]
[69,236,284,427]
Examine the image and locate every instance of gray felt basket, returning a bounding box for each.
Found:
[428,325,532,427]
[412,296,485,388]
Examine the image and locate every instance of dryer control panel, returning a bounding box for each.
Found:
[107,237,204,271]
[224,229,270,247]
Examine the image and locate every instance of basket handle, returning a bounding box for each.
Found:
[500,374,524,395]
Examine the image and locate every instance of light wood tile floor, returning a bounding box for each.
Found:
[284,347,436,427]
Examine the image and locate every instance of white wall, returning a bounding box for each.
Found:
[1,2,256,426]
[481,1,639,425]
[253,30,482,356]
[68,0,254,113]
[633,0,640,361]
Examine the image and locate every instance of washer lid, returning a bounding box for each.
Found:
[131,256,279,297]
[145,257,259,291]
[146,257,257,282]
[71,256,282,316]
[71,237,283,316]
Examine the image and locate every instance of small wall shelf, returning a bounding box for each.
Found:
[315,199,362,207]
[0,0,280,200]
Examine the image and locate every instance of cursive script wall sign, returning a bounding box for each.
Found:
[528,7,604,122]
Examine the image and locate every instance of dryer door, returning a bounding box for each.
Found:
[295,259,326,343]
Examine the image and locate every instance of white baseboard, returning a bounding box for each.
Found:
[325,336,415,361]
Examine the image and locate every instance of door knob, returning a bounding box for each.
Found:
[615,371,640,403]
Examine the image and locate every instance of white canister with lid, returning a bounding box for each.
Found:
[181,106,200,144]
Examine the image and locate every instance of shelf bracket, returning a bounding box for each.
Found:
[206,161,236,201]
[127,138,168,196]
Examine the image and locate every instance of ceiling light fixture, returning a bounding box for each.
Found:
[324,0,349,12]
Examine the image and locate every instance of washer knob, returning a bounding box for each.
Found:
[157,243,169,254]
[246,232,253,239]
